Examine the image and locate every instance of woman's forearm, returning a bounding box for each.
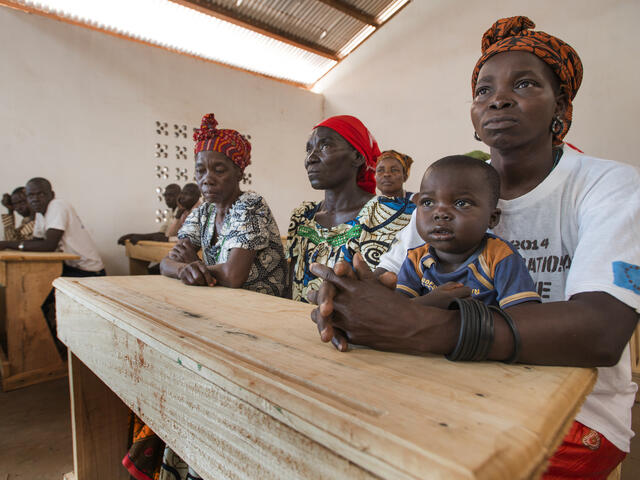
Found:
[207,263,249,288]
[160,256,186,278]
[498,292,638,367]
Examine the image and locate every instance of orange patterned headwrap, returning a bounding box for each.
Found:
[378,150,413,177]
[193,114,251,172]
[471,16,583,145]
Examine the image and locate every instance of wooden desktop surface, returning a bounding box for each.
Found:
[54,275,596,480]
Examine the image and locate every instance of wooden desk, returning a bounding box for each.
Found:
[0,251,79,391]
[124,240,175,275]
[54,276,596,480]
[125,239,288,275]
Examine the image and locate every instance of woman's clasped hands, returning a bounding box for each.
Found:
[170,239,216,287]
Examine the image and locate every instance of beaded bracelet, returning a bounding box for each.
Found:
[489,305,521,364]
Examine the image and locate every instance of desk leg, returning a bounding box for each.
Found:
[1,260,67,391]
[128,258,150,275]
[69,352,130,480]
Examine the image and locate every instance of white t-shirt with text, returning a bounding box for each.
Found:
[379,145,640,451]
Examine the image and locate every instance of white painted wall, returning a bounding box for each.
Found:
[317,0,640,193]
[0,7,324,274]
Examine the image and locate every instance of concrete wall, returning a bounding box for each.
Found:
[316,0,640,193]
[0,7,324,274]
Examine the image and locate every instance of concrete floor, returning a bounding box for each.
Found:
[1,377,639,479]
[0,378,72,480]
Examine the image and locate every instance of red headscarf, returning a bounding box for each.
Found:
[193,113,252,172]
[314,115,380,194]
[471,16,583,145]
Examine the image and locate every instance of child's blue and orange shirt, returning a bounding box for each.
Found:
[396,233,540,308]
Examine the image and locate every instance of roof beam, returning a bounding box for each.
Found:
[316,0,380,27]
[170,0,339,61]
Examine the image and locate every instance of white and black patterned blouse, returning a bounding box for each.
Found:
[177,191,287,297]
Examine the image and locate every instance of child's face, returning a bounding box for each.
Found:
[415,166,500,260]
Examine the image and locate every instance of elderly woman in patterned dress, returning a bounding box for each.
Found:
[160,113,287,298]
[124,114,287,480]
[287,115,415,305]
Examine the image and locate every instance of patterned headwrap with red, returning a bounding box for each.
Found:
[471,16,583,145]
[314,115,380,194]
[193,113,251,172]
[379,150,414,177]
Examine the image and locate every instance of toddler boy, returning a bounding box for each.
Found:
[396,155,540,309]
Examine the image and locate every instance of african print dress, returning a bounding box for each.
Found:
[177,191,287,297]
[287,195,415,302]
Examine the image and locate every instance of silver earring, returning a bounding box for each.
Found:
[474,131,482,141]
[551,117,564,135]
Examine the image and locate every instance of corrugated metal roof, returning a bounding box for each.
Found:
[4,0,411,87]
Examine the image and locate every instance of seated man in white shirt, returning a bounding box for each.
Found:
[0,177,105,275]
[0,177,105,352]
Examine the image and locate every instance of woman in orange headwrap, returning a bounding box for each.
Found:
[160,113,286,297]
[375,149,415,201]
[287,115,414,303]
[308,17,640,479]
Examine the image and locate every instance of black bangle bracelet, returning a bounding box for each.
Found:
[446,298,467,361]
[446,298,495,362]
[489,306,521,364]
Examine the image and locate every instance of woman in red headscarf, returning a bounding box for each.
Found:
[286,115,414,303]
[308,18,640,479]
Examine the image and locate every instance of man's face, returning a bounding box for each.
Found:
[178,187,200,211]
[25,182,54,214]
[163,187,180,209]
[11,191,32,218]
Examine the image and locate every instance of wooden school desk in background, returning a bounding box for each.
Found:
[55,276,596,480]
[125,238,288,276]
[0,251,79,391]
[124,240,175,275]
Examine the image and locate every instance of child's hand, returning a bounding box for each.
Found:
[413,282,471,309]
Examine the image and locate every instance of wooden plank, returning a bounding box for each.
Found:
[124,240,175,264]
[0,251,80,261]
[317,0,380,27]
[55,276,596,480]
[58,293,378,480]
[68,352,130,480]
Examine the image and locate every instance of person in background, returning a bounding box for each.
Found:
[165,182,201,238]
[2,186,35,241]
[0,177,104,274]
[287,115,414,303]
[0,177,105,353]
[117,183,181,245]
[375,149,414,201]
[309,16,639,479]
